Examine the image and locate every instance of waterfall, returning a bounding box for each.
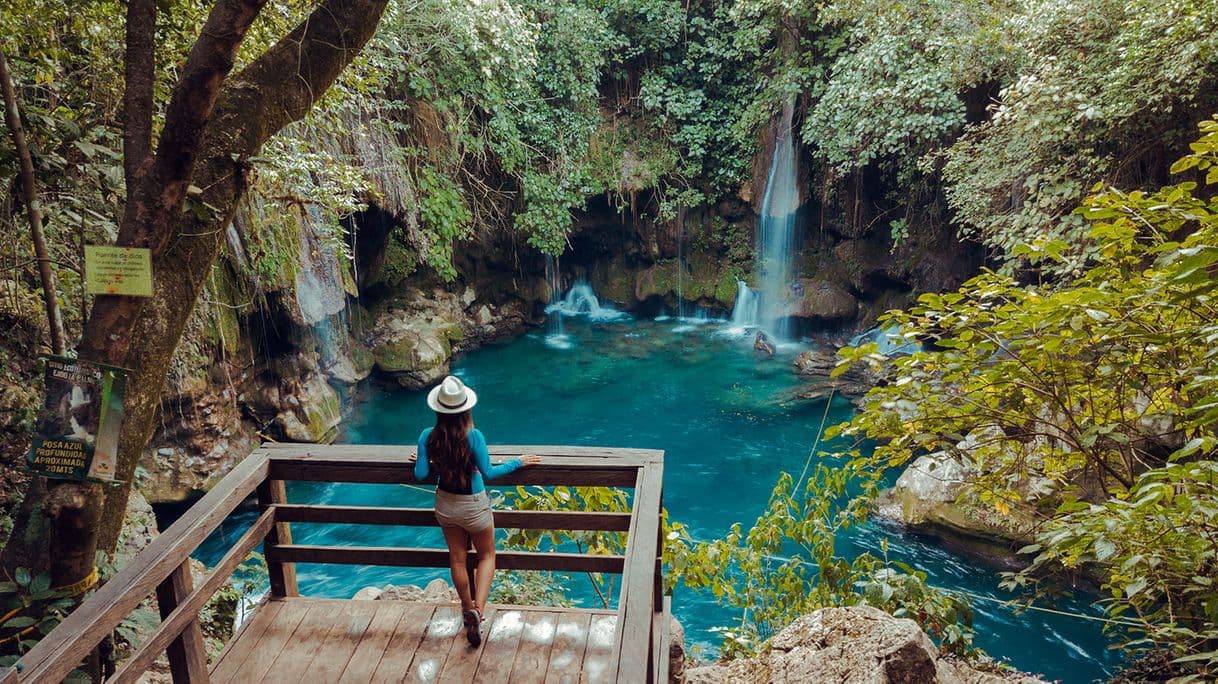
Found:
[729,280,760,329]
[755,97,800,340]
[849,324,921,356]
[295,206,349,369]
[295,206,346,326]
[676,207,685,319]
[545,255,564,337]
[546,281,628,322]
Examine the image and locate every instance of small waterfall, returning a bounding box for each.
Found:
[296,207,349,368]
[545,255,564,337]
[755,97,800,340]
[849,324,920,356]
[546,282,629,322]
[729,280,760,329]
[676,207,685,319]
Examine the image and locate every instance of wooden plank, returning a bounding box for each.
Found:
[15,452,270,684]
[472,609,526,684]
[274,504,633,532]
[257,478,298,597]
[259,600,352,682]
[508,611,558,684]
[266,545,625,574]
[579,614,617,684]
[336,603,412,684]
[612,460,663,684]
[261,443,662,461]
[405,604,463,683]
[154,561,208,684]
[267,461,639,487]
[542,613,591,684]
[224,598,312,683]
[209,600,283,681]
[437,606,497,683]
[368,603,437,682]
[115,508,275,684]
[653,596,672,684]
[308,607,376,681]
[0,667,17,684]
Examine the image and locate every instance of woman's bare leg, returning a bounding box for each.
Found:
[469,526,497,612]
[441,525,475,609]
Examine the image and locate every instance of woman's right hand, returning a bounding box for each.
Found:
[521,454,542,466]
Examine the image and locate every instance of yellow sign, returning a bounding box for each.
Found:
[85,245,152,297]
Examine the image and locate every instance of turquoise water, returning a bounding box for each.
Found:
[194,316,1121,682]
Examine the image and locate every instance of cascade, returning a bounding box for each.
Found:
[676,207,685,319]
[729,280,760,329]
[755,97,800,340]
[849,324,921,356]
[545,255,564,337]
[545,281,628,322]
[295,206,349,366]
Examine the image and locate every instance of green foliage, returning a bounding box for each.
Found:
[832,122,1218,673]
[678,467,976,658]
[0,567,75,656]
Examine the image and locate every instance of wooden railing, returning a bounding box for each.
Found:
[4,443,668,683]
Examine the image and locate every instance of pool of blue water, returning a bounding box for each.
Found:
[193,316,1121,681]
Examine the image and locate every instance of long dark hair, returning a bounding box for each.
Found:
[426,410,474,491]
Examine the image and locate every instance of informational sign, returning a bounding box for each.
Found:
[27,357,128,482]
[85,245,152,297]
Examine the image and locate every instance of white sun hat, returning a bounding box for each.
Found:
[427,375,478,414]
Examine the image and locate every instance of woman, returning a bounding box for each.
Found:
[413,375,540,646]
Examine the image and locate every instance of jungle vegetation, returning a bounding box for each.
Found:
[1,0,1217,678]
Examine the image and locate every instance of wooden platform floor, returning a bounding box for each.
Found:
[209,598,619,684]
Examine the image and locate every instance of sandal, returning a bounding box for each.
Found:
[462,608,482,647]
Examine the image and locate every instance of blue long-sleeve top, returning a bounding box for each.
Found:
[414,427,522,494]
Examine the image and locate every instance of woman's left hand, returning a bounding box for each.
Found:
[520,454,541,466]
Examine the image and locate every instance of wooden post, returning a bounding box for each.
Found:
[155,561,209,683]
[256,479,298,597]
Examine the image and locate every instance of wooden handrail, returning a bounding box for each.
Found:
[273,503,634,531]
[14,445,668,683]
[12,452,269,683]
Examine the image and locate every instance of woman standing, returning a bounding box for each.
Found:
[412,375,540,646]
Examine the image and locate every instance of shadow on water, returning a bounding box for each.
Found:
[185,317,1123,682]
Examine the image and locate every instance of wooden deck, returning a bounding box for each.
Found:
[211,598,618,684]
[7,444,667,683]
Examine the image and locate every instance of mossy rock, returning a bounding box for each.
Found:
[372,336,419,372]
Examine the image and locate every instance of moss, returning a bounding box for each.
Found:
[715,270,741,307]
[595,258,636,305]
[443,324,464,344]
[302,386,341,444]
[377,236,418,288]
[372,336,418,371]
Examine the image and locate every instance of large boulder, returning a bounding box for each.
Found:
[684,605,1046,684]
[366,289,465,389]
[791,278,858,322]
[789,349,879,403]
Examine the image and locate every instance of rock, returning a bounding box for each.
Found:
[422,578,458,602]
[669,617,687,683]
[683,605,1046,684]
[872,429,1040,565]
[363,580,458,604]
[888,453,968,525]
[791,349,878,400]
[791,278,858,322]
[366,289,465,390]
[377,584,425,602]
[754,331,776,357]
[833,239,904,296]
[118,490,159,561]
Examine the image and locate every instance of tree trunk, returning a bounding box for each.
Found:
[0,48,67,356]
[0,0,391,586]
